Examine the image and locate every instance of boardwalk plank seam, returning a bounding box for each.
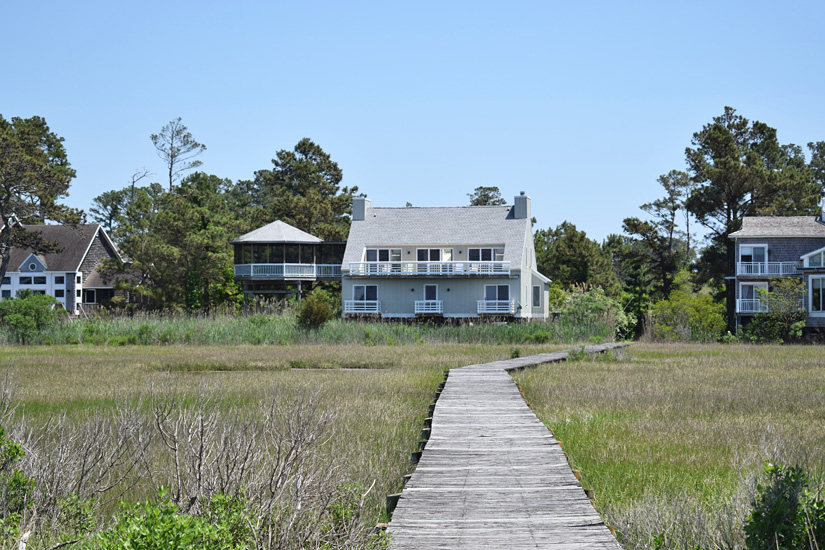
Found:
[388,343,628,549]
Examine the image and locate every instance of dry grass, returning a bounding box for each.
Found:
[513,343,825,548]
[0,343,564,530]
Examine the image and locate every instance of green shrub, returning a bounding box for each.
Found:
[98,489,250,550]
[0,291,63,344]
[650,290,725,342]
[745,462,825,550]
[297,289,336,329]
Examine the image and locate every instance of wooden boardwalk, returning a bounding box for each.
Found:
[388,344,627,549]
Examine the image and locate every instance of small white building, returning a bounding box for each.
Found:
[341,193,550,319]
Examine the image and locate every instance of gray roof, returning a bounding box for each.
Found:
[342,205,531,268]
[8,224,109,272]
[729,216,825,238]
[231,220,322,244]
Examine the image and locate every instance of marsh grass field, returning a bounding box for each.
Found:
[2,341,824,548]
[514,343,825,548]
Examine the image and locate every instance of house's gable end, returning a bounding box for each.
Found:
[79,227,121,281]
[17,253,47,272]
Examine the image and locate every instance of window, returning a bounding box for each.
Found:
[76,290,82,298]
[28,263,37,271]
[353,285,377,301]
[484,284,509,301]
[1,277,8,285]
[808,252,825,268]
[54,276,65,285]
[424,285,438,301]
[20,277,32,285]
[1,290,9,298]
[469,248,504,261]
[740,245,766,263]
[84,290,96,304]
[533,285,541,308]
[811,277,825,314]
[55,289,65,298]
[76,275,82,284]
[33,276,46,285]
[739,282,768,313]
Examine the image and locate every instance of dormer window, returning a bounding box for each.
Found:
[808,252,825,267]
[29,263,37,271]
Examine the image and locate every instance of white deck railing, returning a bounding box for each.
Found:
[234,263,341,279]
[349,261,510,277]
[477,300,515,314]
[414,300,443,314]
[737,262,799,276]
[737,298,804,313]
[343,300,381,314]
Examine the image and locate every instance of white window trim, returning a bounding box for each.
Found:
[353,284,378,301]
[484,284,510,301]
[532,285,541,308]
[810,276,825,316]
[424,284,438,301]
[739,243,768,263]
[801,246,825,267]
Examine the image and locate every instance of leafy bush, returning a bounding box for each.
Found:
[745,462,825,550]
[745,280,807,343]
[297,289,336,329]
[560,287,635,341]
[98,489,251,550]
[0,291,63,343]
[650,289,725,342]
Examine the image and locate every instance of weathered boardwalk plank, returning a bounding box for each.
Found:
[388,344,628,549]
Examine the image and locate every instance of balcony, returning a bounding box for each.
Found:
[737,298,804,314]
[234,264,341,280]
[737,262,799,276]
[414,300,443,314]
[477,300,515,315]
[348,261,511,277]
[343,300,381,314]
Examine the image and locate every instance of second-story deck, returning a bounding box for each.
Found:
[737,262,800,276]
[348,261,511,277]
[234,263,342,280]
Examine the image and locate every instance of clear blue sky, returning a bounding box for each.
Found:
[3,1,824,242]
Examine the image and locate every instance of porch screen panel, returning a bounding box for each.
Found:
[285,245,299,263]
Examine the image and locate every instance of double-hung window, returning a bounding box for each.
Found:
[532,285,541,308]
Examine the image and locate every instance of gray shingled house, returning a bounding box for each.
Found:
[728,211,825,331]
[341,193,551,319]
[0,224,124,315]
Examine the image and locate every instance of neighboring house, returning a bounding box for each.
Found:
[0,224,124,315]
[728,211,825,331]
[340,193,551,319]
[231,220,345,306]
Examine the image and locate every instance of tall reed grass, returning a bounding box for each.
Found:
[0,311,617,346]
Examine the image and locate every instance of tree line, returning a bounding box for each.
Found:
[2,107,824,335]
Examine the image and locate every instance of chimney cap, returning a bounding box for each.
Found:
[520,191,525,196]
